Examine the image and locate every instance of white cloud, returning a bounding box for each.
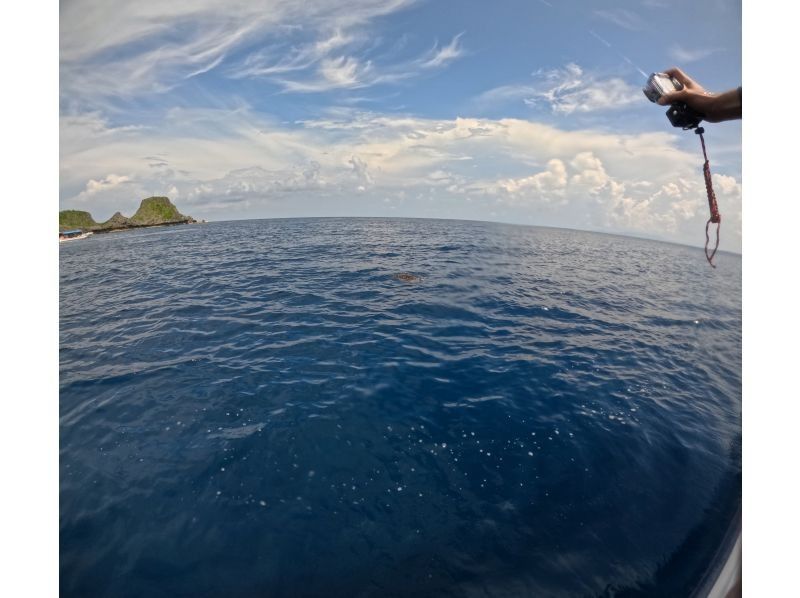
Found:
[477,63,642,115]
[61,0,465,103]
[295,56,373,91]
[60,0,422,107]
[526,64,642,114]
[60,108,741,251]
[80,174,132,197]
[61,12,262,105]
[593,8,645,31]
[230,29,355,79]
[184,163,326,201]
[569,152,611,191]
[713,173,741,196]
[349,156,373,186]
[491,159,568,199]
[60,0,417,63]
[420,33,465,69]
[669,45,724,63]
[252,32,466,93]
[474,84,538,106]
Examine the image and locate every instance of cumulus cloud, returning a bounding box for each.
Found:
[349,156,373,187]
[491,159,568,200]
[80,174,132,197]
[712,173,741,196]
[569,152,611,191]
[60,107,740,251]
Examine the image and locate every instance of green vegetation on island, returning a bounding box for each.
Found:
[59,210,99,230]
[59,197,198,233]
[130,196,188,225]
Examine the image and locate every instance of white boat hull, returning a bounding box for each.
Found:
[59,232,93,242]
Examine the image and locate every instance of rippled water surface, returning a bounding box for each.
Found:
[60,218,741,597]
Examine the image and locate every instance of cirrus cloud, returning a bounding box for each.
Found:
[476,63,642,115]
[61,0,467,105]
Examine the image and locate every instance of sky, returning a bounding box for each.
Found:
[12,4,800,594]
[59,0,742,251]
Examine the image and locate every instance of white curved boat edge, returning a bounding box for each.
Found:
[59,230,93,242]
[707,532,741,598]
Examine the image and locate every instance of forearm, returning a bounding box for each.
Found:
[705,87,742,123]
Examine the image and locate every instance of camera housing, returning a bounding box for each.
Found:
[643,72,703,129]
[643,72,682,103]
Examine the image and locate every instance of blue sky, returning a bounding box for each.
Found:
[60,0,742,250]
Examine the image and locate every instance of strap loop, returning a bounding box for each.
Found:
[696,128,721,267]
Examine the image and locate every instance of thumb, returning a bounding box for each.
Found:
[657,89,690,105]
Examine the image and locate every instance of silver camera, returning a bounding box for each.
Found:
[644,71,702,128]
[643,72,683,103]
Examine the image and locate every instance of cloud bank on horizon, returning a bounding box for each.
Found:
[60,0,742,251]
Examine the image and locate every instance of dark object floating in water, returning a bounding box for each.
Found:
[393,272,421,283]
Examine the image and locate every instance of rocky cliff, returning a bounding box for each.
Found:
[59,197,195,232]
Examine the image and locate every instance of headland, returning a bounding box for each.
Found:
[59,197,201,234]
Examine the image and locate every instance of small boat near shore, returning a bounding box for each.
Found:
[59,229,93,242]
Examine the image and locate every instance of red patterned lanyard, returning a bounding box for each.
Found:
[695,127,721,268]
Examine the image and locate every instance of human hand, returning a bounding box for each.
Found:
[657,67,741,123]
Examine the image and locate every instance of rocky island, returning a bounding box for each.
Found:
[59,197,199,234]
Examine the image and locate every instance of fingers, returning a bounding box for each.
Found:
[664,67,696,89]
[657,89,690,105]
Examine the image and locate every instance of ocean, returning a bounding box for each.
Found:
[60,218,741,597]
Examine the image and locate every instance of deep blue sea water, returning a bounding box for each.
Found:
[60,218,741,597]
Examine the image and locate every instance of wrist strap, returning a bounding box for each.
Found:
[696,127,721,268]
